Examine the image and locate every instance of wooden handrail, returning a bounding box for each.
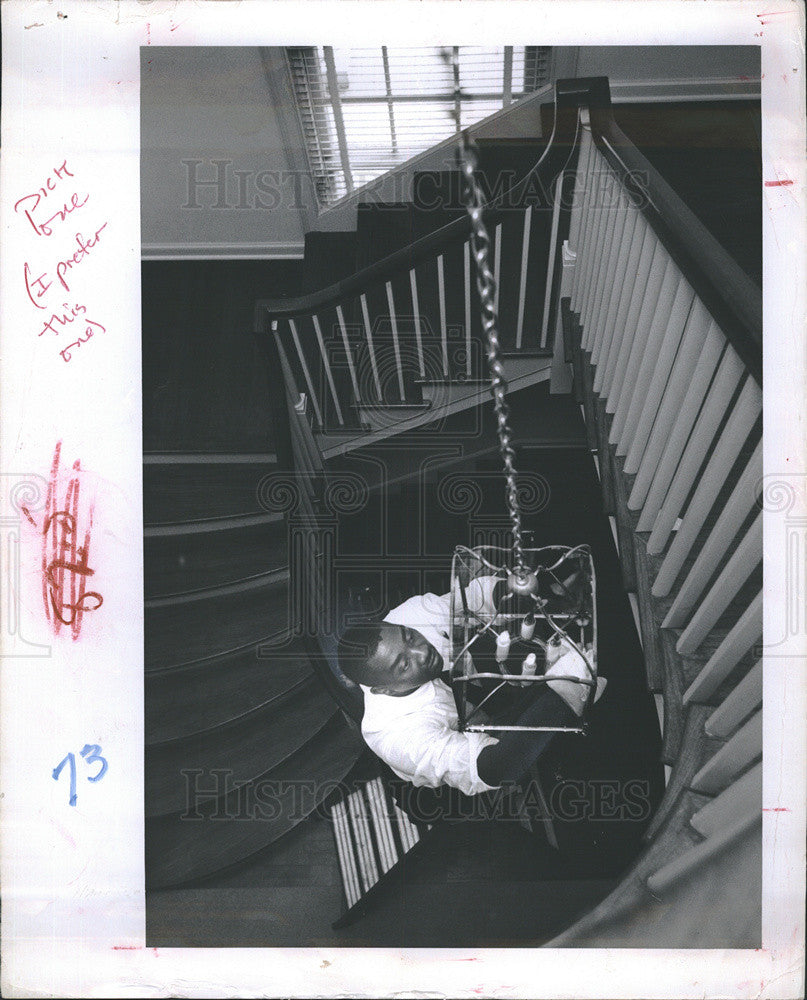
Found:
[587,86,762,385]
[253,78,609,324]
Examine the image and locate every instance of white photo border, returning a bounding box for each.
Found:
[1,1,805,997]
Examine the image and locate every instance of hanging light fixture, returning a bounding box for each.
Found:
[450,54,597,734]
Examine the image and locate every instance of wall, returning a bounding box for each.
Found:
[140,45,761,254]
[311,44,761,233]
[141,47,314,259]
[141,259,308,453]
[575,45,761,85]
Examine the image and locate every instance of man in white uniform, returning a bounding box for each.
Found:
[337,577,605,796]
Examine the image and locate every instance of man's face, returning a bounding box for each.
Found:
[366,623,443,695]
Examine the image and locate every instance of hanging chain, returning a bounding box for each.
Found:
[452,50,527,577]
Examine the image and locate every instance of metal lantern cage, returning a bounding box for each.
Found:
[449,544,598,734]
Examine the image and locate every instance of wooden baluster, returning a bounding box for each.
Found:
[385,281,406,401]
[615,258,683,456]
[575,149,606,325]
[360,293,383,400]
[520,206,536,349]
[463,243,472,378]
[392,802,415,851]
[628,299,711,507]
[636,322,725,535]
[689,761,762,839]
[567,121,593,258]
[403,808,421,845]
[653,441,762,608]
[367,778,398,872]
[580,160,613,349]
[608,241,668,441]
[332,800,361,907]
[647,812,760,895]
[347,790,378,891]
[623,278,696,470]
[288,318,324,428]
[691,709,762,794]
[590,186,630,366]
[660,441,761,608]
[601,215,652,401]
[683,591,762,704]
[586,175,624,358]
[675,512,762,655]
[593,200,639,393]
[570,138,600,314]
[312,314,345,425]
[706,660,762,738]
[336,304,362,403]
[353,788,381,885]
[437,255,449,378]
[275,331,324,481]
[647,372,760,554]
[409,269,426,379]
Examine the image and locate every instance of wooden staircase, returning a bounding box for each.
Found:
[143,456,364,888]
[145,77,765,949]
[545,89,762,946]
[143,119,571,889]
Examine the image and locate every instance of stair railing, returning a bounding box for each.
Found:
[548,79,763,945]
[254,78,611,438]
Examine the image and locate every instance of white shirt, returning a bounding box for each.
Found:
[360,577,501,796]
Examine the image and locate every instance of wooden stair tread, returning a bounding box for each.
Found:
[145,517,288,598]
[355,202,415,269]
[549,779,711,946]
[146,680,337,816]
[550,813,761,947]
[303,231,359,292]
[146,640,314,744]
[145,575,290,670]
[145,716,363,889]
[144,460,279,524]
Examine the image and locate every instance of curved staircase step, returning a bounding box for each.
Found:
[356,203,415,268]
[145,715,363,888]
[145,516,288,598]
[145,574,290,670]
[144,459,279,524]
[146,637,314,744]
[303,231,359,291]
[146,680,338,816]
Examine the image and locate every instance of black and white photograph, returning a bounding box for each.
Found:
[141,42,765,949]
[1,2,804,997]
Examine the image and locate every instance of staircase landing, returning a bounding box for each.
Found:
[317,355,554,458]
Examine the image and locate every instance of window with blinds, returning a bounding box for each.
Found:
[286,46,552,208]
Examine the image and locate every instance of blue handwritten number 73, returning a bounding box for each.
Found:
[52,744,108,806]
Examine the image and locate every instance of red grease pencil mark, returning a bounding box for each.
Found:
[32,441,103,639]
[763,807,790,812]
[757,11,791,24]
[112,945,140,950]
[765,179,794,187]
[53,819,77,848]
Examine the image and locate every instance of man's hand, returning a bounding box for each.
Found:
[546,637,596,673]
